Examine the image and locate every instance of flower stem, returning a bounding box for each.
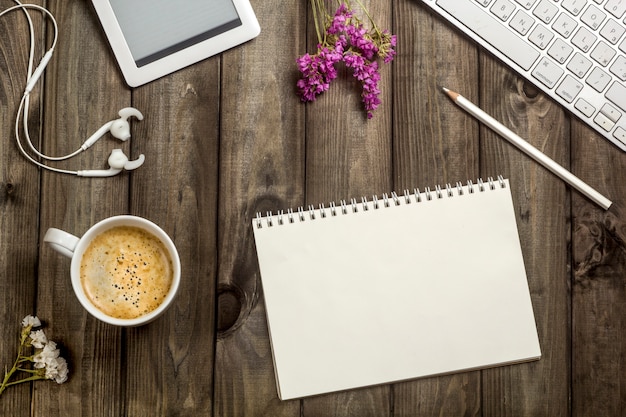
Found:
[311,0,324,45]
[0,331,33,397]
[1,375,46,393]
[1,348,24,396]
[352,0,381,34]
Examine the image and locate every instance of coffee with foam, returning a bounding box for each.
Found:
[80,225,174,320]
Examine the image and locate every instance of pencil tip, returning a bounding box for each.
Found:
[442,88,459,101]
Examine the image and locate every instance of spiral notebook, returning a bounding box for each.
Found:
[252,177,541,400]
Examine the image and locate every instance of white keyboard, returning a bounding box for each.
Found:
[421,0,626,152]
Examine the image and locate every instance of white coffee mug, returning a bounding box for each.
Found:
[44,215,181,326]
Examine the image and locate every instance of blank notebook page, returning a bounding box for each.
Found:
[252,178,541,400]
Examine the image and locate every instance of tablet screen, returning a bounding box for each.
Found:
[109,0,241,67]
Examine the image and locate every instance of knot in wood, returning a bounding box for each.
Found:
[521,82,540,99]
[217,284,245,336]
[4,182,15,195]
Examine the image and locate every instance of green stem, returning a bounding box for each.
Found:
[0,331,35,398]
[0,375,46,394]
[16,368,41,374]
[1,354,22,396]
[311,0,324,45]
[352,0,382,34]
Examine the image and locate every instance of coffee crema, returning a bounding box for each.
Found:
[80,225,174,320]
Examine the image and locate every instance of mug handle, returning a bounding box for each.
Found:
[43,228,80,259]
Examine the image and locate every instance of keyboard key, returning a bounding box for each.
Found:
[587,67,612,92]
[529,23,555,49]
[548,38,574,63]
[476,0,493,6]
[510,10,536,35]
[600,19,626,44]
[581,5,607,30]
[609,56,626,80]
[567,52,593,77]
[515,0,538,9]
[552,13,578,38]
[594,112,616,131]
[571,26,598,52]
[533,0,559,24]
[590,40,617,66]
[562,0,587,16]
[600,103,622,122]
[436,0,541,70]
[604,0,626,19]
[491,0,517,21]
[532,57,564,87]
[556,75,584,102]
[614,126,626,144]
[606,81,626,112]
[575,98,596,117]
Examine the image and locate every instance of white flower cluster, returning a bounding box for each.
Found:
[22,315,69,384]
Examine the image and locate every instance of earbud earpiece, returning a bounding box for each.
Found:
[110,107,144,141]
[107,148,144,170]
[122,153,145,171]
[81,107,144,149]
[76,149,145,177]
[118,107,144,122]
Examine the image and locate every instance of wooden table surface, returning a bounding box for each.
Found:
[2,1,626,416]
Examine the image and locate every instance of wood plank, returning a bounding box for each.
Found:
[478,56,570,416]
[572,118,626,416]
[34,1,129,415]
[300,0,392,415]
[391,4,482,416]
[394,5,481,187]
[0,2,43,415]
[123,59,220,414]
[213,0,305,415]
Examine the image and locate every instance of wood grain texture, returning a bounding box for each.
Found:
[35,1,129,416]
[572,115,626,417]
[2,0,626,415]
[213,0,305,415]
[124,61,220,415]
[479,55,570,417]
[0,2,43,417]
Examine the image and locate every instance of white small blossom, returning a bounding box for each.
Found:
[44,356,69,384]
[21,315,41,328]
[33,341,60,369]
[29,330,48,349]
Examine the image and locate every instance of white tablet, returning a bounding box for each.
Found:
[91,0,260,87]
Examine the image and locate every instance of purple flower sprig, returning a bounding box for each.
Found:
[296,1,397,119]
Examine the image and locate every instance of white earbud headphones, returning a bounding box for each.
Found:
[2,1,145,177]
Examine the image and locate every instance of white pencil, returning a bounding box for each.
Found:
[443,87,612,210]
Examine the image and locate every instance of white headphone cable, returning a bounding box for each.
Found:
[14,94,77,175]
[2,3,84,174]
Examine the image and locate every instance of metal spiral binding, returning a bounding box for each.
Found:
[255,175,506,228]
